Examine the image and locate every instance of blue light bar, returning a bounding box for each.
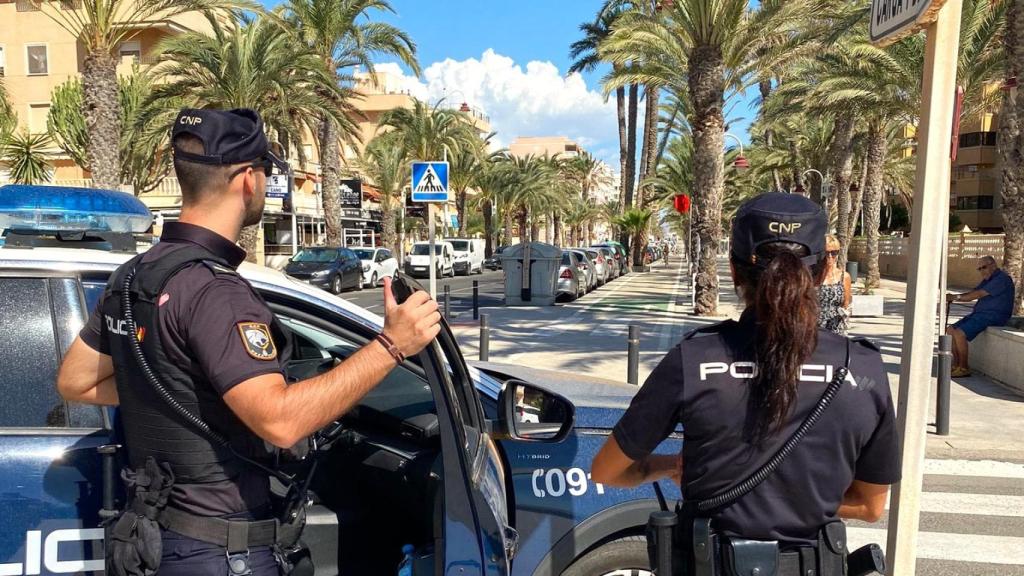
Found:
[0,185,152,234]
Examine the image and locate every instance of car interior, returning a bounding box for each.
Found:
[278,313,444,575]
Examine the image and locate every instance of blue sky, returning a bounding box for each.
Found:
[263,0,756,167]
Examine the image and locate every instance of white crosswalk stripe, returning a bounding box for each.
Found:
[846,458,1024,573]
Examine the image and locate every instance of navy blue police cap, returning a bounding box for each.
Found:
[171,108,287,172]
[731,192,826,268]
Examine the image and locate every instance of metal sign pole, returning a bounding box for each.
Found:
[428,203,437,300]
[289,170,297,256]
[885,1,962,573]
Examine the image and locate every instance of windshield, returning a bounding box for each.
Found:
[292,249,338,263]
[449,240,469,251]
[412,244,444,255]
[352,248,374,260]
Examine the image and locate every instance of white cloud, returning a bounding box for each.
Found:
[373,50,619,164]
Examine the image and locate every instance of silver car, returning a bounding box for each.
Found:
[582,248,610,286]
[569,249,598,292]
[557,250,586,300]
[595,246,619,280]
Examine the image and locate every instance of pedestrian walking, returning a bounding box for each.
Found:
[56,108,441,576]
[592,193,899,575]
[818,234,852,335]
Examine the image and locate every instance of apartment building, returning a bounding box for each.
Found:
[509,136,580,159]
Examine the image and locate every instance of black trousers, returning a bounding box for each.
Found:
[157,529,278,576]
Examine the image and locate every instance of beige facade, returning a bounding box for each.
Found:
[950,82,1008,232]
[509,136,580,159]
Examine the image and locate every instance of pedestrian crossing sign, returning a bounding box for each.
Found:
[411,161,449,203]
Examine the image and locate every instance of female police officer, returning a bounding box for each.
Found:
[592,193,900,574]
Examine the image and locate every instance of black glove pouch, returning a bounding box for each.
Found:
[105,458,175,576]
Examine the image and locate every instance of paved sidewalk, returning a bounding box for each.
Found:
[454,257,1024,463]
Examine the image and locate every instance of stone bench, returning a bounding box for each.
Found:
[969,326,1024,395]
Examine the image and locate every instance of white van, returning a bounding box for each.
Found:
[446,238,485,276]
[405,241,455,278]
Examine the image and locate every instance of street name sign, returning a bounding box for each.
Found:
[870,0,948,46]
[411,161,449,203]
[266,174,289,199]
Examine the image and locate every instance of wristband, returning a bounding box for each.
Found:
[375,333,405,365]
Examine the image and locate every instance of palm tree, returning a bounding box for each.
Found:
[148,14,354,259]
[563,197,600,246]
[284,0,419,247]
[570,6,632,214]
[357,132,407,254]
[47,70,171,195]
[601,0,814,314]
[27,0,248,189]
[0,79,15,137]
[1,131,52,184]
[1000,0,1024,313]
[378,99,476,162]
[505,155,552,243]
[472,153,515,255]
[448,132,493,236]
[615,207,653,266]
[565,151,613,244]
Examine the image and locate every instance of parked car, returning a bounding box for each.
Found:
[593,242,629,276]
[570,249,598,292]
[582,248,610,285]
[0,185,683,576]
[484,245,506,270]
[594,246,619,280]
[404,241,454,278]
[558,250,587,300]
[352,246,399,287]
[446,238,485,275]
[284,246,363,293]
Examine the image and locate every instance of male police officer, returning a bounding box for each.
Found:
[56,108,441,576]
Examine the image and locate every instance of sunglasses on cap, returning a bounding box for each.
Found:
[228,142,285,180]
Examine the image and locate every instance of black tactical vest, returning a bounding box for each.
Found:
[103,244,291,485]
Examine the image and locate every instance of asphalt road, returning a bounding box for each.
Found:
[336,269,506,317]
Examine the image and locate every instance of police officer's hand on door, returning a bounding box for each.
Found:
[381,276,442,357]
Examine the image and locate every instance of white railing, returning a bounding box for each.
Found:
[849,234,1006,261]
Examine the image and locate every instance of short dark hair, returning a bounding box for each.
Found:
[172,133,236,204]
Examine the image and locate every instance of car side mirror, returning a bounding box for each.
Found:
[495,380,574,442]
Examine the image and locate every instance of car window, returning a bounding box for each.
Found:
[449,240,469,252]
[293,249,339,263]
[82,279,107,312]
[278,316,436,423]
[352,248,374,260]
[0,277,97,428]
[561,253,571,266]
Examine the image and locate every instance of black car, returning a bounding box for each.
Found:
[284,247,363,294]
[484,245,506,270]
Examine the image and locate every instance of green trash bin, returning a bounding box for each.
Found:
[846,261,859,284]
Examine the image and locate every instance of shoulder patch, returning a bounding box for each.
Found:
[851,336,880,352]
[237,322,277,360]
[683,319,737,340]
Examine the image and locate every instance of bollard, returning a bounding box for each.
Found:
[936,334,952,435]
[479,314,490,361]
[443,285,451,320]
[473,280,479,320]
[627,325,640,385]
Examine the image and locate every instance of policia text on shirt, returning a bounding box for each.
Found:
[56,108,442,576]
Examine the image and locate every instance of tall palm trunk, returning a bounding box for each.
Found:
[1001,0,1024,313]
[759,79,783,193]
[620,82,639,251]
[457,189,468,236]
[689,45,726,316]
[319,117,343,246]
[828,114,856,268]
[503,204,514,246]
[848,160,868,242]
[788,141,803,193]
[238,225,261,264]
[862,123,886,289]
[637,85,659,208]
[518,208,528,244]
[382,202,398,255]
[82,53,121,189]
[483,199,494,256]
[615,66,628,213]
[553,213,562,247]
[545,212,554,244]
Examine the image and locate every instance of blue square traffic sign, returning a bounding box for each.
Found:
[411,161,449,203]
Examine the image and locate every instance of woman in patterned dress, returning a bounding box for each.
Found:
[818,235,852,335]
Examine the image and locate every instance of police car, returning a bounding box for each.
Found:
[0,185,682,576]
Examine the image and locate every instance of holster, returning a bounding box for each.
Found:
[105,458,175,576]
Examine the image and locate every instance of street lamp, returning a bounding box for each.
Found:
[724,133,749,171]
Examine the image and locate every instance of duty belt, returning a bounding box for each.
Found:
[157,506,280,553]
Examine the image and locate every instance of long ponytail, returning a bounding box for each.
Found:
[733,242,823,441]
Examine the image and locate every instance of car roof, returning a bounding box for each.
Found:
[0,245,503,401]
